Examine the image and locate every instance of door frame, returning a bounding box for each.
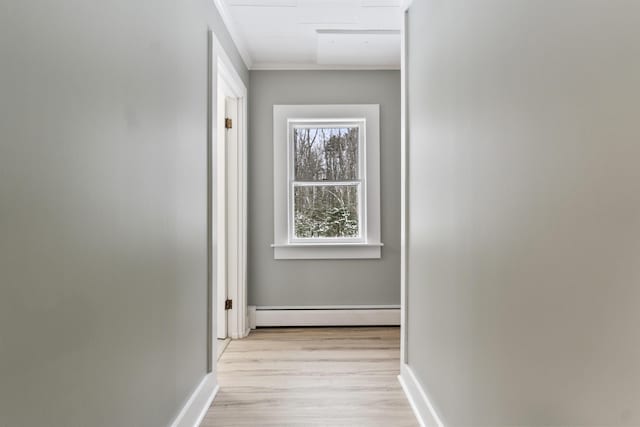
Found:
[215,80,234,340]
[208,29,249,372]
[400,0,412,366]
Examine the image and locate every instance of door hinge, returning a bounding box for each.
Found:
[225,118,233,129]
[225,299,233,310]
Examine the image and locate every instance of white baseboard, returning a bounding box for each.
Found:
[170,373,219,427]
[257,305,400,310]
[254,306,400,327]
[398,364,445,427]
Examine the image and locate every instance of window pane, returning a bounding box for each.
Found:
[294,185,359,238]
[294,127,359,181]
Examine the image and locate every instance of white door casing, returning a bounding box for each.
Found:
[215,82,230,339]
[217,56,248,341]
[209,31,249,373]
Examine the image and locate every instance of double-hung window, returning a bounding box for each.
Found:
[273,105,382,259]
[291,123,364,242]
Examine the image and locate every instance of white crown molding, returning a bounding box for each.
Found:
[212,0,254,69]
[251,62,400,70]
[316,29,401,35]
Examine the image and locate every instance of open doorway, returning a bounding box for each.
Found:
[209,39,249,370]
[215,83,239,352]
[215,91,234,355]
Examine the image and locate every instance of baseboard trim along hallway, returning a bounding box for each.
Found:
[398,364,445,427]
[171,374,219,427]
[252,305,401,327]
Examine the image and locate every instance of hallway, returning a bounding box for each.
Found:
[203,328,417,426]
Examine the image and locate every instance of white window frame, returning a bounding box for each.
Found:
[289,120,366,244]
[272,104,382,259]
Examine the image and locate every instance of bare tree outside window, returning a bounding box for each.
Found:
[292,126,360,239]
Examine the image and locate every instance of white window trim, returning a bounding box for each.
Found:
[288,120,365,244]
[272,104,382,259]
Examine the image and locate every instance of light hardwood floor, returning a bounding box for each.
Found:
[217,338,231,360]
[202,327,418,427]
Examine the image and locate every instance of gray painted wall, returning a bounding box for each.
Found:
[407,0,640,425]
[0,1,246,426]
[248,71,401,306]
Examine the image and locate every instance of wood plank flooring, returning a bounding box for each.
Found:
[217,338,231,361]
[202,327,418,427]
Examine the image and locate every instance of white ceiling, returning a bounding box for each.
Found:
[217,0,403,70]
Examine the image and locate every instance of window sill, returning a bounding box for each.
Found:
[271,242,383,260]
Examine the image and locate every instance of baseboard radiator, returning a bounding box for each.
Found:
[250,305,400,328]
